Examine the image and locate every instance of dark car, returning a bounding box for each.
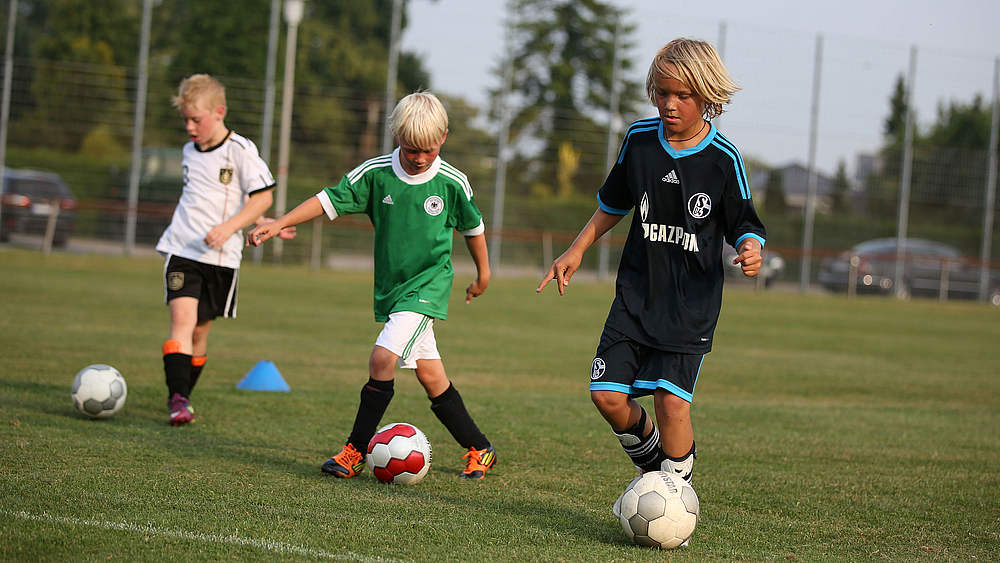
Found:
[818,237,1000,305]
[723,243,785,287]
[0,168,76,246]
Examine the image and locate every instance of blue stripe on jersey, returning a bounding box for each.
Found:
[735,232,767,249]
[657,121,716,159]
[347,155,392,184]
[597,193,631,215]
[617,118,660,164]
[711,133,751,199]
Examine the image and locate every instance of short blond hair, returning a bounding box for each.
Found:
[390,91,448,149]
[645,38,739,120]
[172,74,226,112]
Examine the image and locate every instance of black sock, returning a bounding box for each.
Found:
[430,383,489,450]
[164,352,192,400]
[189,357,206,394]
[613,407,667,472]
[347,378,394,454]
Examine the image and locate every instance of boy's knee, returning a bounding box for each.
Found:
[591,390,628,416]
[368,346,397,379]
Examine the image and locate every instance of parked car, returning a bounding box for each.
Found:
[818,237,1000,304]
[723,243,785,287]
[0,168,76,246]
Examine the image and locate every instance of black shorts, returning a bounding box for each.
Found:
[163,255,238,321]
[589,325,703,403]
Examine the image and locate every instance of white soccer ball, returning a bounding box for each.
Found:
[71,364,127,419]
[617,471,699,549]
[366,422,432,485]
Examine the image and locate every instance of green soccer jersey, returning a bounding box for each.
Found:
[317,150,485,322]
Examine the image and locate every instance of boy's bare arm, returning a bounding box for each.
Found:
[537,209,623,295]
[463,233,490,304]
[248,195,325,246]
[205,189,274,248]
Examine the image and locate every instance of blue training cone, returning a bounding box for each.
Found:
[236,361,290,392]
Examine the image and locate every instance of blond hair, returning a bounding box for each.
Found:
[390,91,448,149]
[645,38,739,119]
[172,74,226,112]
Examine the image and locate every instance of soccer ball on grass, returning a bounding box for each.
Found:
[616,471,699,549]
[71,364,127,419]
[366,422,432,485]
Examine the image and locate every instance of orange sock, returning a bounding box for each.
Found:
[162,339,183,355]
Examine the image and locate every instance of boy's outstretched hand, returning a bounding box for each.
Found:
[537,250,583,296]
[733,238,763,277]
[247,221,282,246]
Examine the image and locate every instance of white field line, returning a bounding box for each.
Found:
[3,510,407,563]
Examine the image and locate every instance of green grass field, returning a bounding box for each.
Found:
[1,248,998,561]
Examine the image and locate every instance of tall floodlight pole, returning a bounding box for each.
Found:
[799,34,823,292]
[713,20,727,131]
[979,56,999,303]
[273,0,304,261]
[893,46,918,298]
[254,0,281,264]
[381,0,402,153]
[0,0,18,234]
[261,0,280,162]
[490,11,514,272]
[124,0,152,256]
[598,17,623,280]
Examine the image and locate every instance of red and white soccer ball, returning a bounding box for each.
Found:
[366,422,432,485]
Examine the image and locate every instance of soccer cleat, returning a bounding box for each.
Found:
[168,393,195,426]
[459,445,496,480]
[321,443,366,478]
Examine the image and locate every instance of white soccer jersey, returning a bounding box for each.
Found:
[156,131,275,269]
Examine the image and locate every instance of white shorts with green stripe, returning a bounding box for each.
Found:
[374,311,441,369]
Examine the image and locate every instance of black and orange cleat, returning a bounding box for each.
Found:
[321,443,366,478]
[459,444,496,480]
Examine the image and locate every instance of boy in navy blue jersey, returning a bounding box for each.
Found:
[537,38,765,493]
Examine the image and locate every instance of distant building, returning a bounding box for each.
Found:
[751,163,834,212]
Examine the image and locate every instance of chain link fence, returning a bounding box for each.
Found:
[2,19,999,303]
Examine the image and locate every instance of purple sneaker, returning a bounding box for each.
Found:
[168,393,195,426]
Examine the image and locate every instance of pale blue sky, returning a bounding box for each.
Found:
[403,0,1000,178]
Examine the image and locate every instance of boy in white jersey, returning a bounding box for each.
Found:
[249,91,497,480]
[156,74,293,426]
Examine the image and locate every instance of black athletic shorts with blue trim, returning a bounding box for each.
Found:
[163,255,238,321]
[589,325,703,403]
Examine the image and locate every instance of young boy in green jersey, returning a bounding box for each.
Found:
[248,91,496,480]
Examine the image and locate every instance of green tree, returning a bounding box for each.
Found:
[20,0,134,151]
[495,0,640,196]
[830,160,850,213]
[763,168,787,216]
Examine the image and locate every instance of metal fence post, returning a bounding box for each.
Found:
[894,46,918,298]
[799,34,823,292]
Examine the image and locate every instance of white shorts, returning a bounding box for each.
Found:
[374,311,441,369]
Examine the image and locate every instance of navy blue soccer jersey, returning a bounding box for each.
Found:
[597,118,766,354]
